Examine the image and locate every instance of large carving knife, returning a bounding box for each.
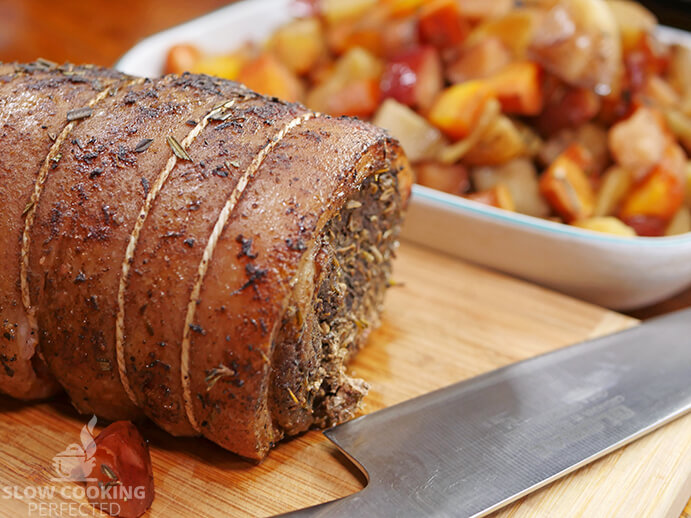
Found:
[281,308,691,517]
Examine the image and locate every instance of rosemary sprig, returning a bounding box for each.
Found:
[100,464,121,489]
[36,57,57,69]
[287,388,299,405]
[66,107,93,122]
[134,138,153,153]
[167,136,191,161]
[204,363,235,392]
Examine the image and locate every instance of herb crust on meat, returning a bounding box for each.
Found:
[0,61,412,459]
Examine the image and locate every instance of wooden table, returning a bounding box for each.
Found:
[0,242,689,518]
[0,1,690,517]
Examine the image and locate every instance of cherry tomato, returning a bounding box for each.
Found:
[86,421,154,518]
[620,215,668,237]
[380,46,442,112]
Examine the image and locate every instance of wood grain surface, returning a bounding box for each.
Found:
[0,242,689,517]
[684,498,691,518]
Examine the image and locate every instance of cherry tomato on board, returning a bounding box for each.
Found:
[85,421,154,518]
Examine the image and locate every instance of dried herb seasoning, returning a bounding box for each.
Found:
[213,166,228,178]
[89,167,104,179]
[66,106,93,122]
[208,110,234,122]
[134,138,153,153]
[236,235,257,259]
[101,464,118,481]
[96,358,112,371]
[189,323,205,335]
[49,153,62,170]
[167,135,191,161]
[205,363,236,391]
[35,57,57,69]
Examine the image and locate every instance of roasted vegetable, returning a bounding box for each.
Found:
[529,0,621,95]
[373,98,446,161]
[466,183,516,211]
[445,37,512,84]
[472,159,550,217]
[539,144,596,222]
[380,45,443,112]
[237,53,305,102]
[485,61,543,116]
[572,216,636,236]
[163,0,691,237]
[416,161,469,195]
[418,0,469,50]
[428,81,493,139]
[267,18,326,75]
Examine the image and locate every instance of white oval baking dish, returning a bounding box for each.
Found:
[116,0,691,310]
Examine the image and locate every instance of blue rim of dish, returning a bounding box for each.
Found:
[412,185,691,247]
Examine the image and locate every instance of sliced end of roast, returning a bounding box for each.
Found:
[269,164,406,439]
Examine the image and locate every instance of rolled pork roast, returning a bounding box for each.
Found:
[0,61,412,460]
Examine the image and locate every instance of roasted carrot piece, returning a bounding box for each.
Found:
[418,0,469,49]
[164,44,202,75]
[428,81,493,140]
[486,61,543,116]
[619,160,684,223]
[539,144,596,222]
[237,53,305,102]
[326,78,381,118]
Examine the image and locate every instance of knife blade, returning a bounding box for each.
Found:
[279,307,691,517]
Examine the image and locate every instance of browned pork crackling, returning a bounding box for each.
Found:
[0,61,413,460]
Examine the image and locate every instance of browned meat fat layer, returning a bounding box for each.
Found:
[0,61,413,459]
[269,168,403,438]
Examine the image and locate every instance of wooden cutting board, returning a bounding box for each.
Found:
[1,241,689,517]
